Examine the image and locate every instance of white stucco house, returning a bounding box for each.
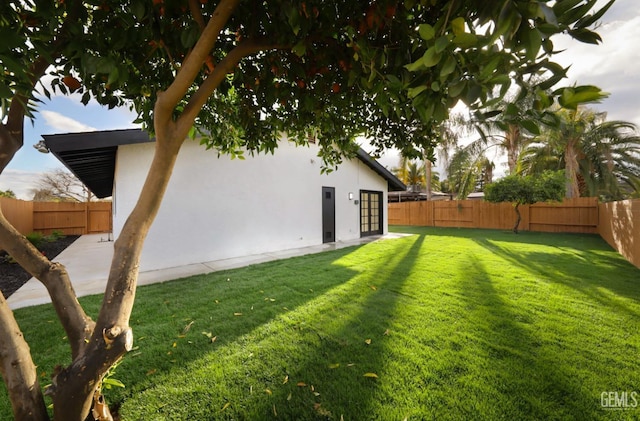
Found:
[43,129,405,272]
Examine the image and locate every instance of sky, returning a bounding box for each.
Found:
[2,0,638,199]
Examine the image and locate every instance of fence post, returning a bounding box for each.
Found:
[84,202,89,235]
[429,201,434,226]
[522,203,530,231]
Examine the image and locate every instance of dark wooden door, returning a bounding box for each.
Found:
[322,187,336,243]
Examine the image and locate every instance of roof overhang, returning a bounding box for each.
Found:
[43,128,406,197]
[43,129,153,198]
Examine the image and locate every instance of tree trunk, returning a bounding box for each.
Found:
[513,203,521,234]
[0,294,49,421]
[564,138,581,199]
[423,150,432,200]
[506,124,520,174]
[49,127,184,420]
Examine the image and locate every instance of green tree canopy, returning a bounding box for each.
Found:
[0,189,15,199]
[485,170,565,232]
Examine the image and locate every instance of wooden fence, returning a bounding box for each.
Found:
[0,197,112,235]
[389,197,640,269]
[388,197,599,234]
[598,199,640,269]
[0,198,33,234]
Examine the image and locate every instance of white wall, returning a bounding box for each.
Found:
[113,139,388,271]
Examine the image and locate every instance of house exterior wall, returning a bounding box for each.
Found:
[113,139,388,271]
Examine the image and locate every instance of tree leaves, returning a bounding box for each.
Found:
[485,171,565,206]
[418,24,435,41]
[556,85,608,110]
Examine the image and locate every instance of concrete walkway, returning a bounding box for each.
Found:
[8,232,410,310]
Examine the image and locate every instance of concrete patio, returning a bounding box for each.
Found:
[8,232,410,310]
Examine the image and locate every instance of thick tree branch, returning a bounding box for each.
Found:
[49,129,184,420]
[188,0,206,31]
[0,55,50,173]
[50,327,132,421]
[177,39,286,134]
[0,293,48,420]
[0,1,84,174]
[156,0,240,123]
[0,208,94,358]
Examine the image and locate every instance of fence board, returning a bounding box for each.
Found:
[34,202,86,235]
[598,199,640,269]
[0,197,33,234]
[434,200,474,228]
[87,202,112,233]
[529,197,598,233]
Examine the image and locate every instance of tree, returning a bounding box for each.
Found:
[520,107,640,200]
[0,190,15,199]
[476,156,495,191]
[422,116,462,199]
[467,78,556,175]
[393,156,441,194]
[0,1,615,419]
[393,157,425,192]
[444,146,492,199]
[484,170,565,233]
[32,169,95,202]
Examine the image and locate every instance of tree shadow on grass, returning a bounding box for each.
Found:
[470,236,640,318]
[395,226,640,313]
[450,255,602,420]
[116,233,426,419]
[258,233,427,420]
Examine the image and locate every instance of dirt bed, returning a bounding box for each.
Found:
[0,235,80,298]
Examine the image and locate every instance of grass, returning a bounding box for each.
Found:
[1,227,639,420]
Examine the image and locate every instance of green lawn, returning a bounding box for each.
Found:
[2,227,640,420]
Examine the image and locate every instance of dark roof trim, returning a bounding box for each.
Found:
[43,128,405,197]
[43,128,152,152]
[356,148,405,192]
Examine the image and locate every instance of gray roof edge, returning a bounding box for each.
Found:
[356,148,406,192]
[43,128,152,152]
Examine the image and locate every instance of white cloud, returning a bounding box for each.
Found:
[0,169,43,200]
[552,0,640,127]
[40,110,97,133]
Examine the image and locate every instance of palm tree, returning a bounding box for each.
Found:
[406,161,425,192]
[462,80,546,176]
[423,116,463,199]
[392,157,425,193]
[392,114,465,199]
[476,156,495,191]
[520,107,640,200]
[445,147,480,199]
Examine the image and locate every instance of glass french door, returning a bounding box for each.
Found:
[360,190,382,237]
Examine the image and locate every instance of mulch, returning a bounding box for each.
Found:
[0,235,80,299]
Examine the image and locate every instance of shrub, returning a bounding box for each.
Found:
[46,230,66,242]
[25,232,44,249]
